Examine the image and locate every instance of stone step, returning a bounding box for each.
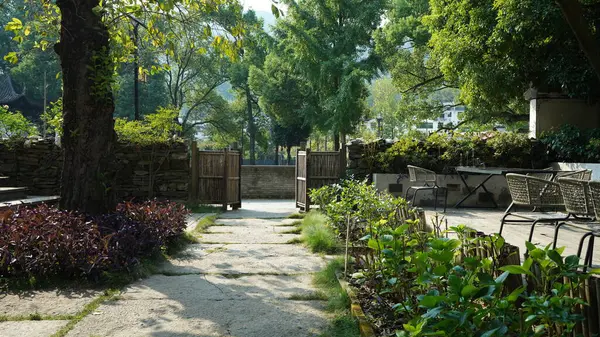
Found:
[0,195,60,210]
[0,187,27,202]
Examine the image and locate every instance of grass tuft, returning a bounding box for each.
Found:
[320,314,360,337]
[193,215,218,234]
[51,289,121,337]
[288,291,328,301]
[314,258,359,337]
[288,213,306,219]
[301,211,339,254]
[282,227,302,234]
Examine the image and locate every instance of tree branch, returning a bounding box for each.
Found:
[401,75,444,93]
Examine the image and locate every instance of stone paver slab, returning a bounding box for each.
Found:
[199,227,299,244]
[215,218,298,227]
[0,289,101,317]
[158,244,325,275]
[0,320,69,337]
[67,298,328,337]
[218,200,297,219]
[122,274,319,301]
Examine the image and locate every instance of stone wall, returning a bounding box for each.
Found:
[0,139,190,200]
[346,138,394,178]
[241,165,295,199]
[0,139,61,195]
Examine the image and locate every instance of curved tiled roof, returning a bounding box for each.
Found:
[0,75,24,104]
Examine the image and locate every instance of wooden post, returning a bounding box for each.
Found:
[238,149,242,209]
[189,140,199,203]
[222,148,229,211]
[295,148,299,209]
[305,148,311,212]
[339,144,347,179]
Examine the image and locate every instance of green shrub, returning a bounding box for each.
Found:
[540,124,600,163]
[114,106,182,145]
[377,131,534,173]
[0,105,38,140]
[301,211,338,254]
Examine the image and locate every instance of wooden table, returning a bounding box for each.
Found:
[454,166,563,208]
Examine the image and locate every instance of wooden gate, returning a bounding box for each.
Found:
[295,147,346,211]
[190,144,241,211]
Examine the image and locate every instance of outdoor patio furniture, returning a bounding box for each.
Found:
[551,177,598,249]
[577,180,600,270]
[499,173,570,241]
[405,165,448,212]
[455,166,564,208]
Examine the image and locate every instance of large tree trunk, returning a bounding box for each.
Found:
[286,146,292,165]
[56,0,116,214]
[245,85,256,165]
[556,0,600,82]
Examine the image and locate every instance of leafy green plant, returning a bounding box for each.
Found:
[0,105,38,140]
[114,106,182,145]
[540,124,600,163]
[40,98,63,137]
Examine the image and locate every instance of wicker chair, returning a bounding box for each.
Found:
[405,165,448,212]
[551,177,598,249]
[499,174,570,242]
[575,180,600,269]
[554,169,592,181]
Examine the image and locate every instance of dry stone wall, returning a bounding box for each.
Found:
[346,138,394,179]
[0,139,189,200]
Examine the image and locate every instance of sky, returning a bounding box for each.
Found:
[241,0,274,12]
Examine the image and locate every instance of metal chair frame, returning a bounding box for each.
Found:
[499,174,571,245]
[404,165,448,212]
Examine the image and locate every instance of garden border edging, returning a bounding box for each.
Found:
[336,272,376,337]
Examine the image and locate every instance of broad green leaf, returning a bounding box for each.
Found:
[506,286,526,302]
[495,271,509,283]
[433,265,447,275]
[461,284,479,298]
[525,241,536,252]
[565,255,579,266]
[419,295,441,308]
[481,328,499,337]
[548,250,563,265]
[422,306,443,319]
[499,265,533,277]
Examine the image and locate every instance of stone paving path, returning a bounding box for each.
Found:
[0,200,330,337]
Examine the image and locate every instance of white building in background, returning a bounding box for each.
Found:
[414,104,465,133]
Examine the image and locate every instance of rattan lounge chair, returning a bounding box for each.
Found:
[499,174,570,241]
[405,165,448,212]
[576,180,600,269]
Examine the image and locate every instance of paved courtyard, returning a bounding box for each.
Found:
[425,207,600,266]
[0,200,331,337]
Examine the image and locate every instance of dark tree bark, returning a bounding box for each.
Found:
[286,146,292,165]
[334,133,340,151]
[556,0,600,82]
[274,144,279,165]
[245,85,256,165]
[55,0,116,214]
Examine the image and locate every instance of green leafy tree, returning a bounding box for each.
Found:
[269,0,386,150]
[229,10,273,164]
[423,0,600,122]
[5,0,243,213]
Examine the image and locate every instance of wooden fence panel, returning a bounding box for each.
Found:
[296,150,308,210]
[296,146,346,211]
[190,144,241,211]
